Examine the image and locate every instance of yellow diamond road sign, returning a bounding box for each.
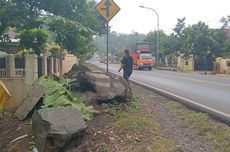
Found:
[96,0,120,22]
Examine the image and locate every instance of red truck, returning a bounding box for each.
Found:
[130,43,155,70]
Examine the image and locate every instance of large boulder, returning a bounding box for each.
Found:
[79,72,128,101]
[63,64,92,79]
[32,107,86,152]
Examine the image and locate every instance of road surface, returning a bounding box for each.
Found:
[88,59,230,122]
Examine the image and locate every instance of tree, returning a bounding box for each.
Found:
[145,31,167,56]
[9,0,106,35]
[179,22,217,70]
[219,15,230,53]
[47,17,94,58]
[172,18,222,70]
[220,15,230,29]
[46,44,68,59]
[173,17,186,38]
[0,1,13,35]
[1,0,106,60]
[209,28,227,55]
[94,31,146,58]
[173,17,188,53]
[145,31,181,66]
[19,29,48,55]
[0,0,42,34]
[222,39,230,53]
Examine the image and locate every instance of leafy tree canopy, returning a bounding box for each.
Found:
[222,39,230,53]
[0,0,106,59]
[173,17,186,38]
[8,0,106,34]
[220,15,230,29]
[47,17,94,58]
[19,28,48,55]
[0,0,42,34]
[94,31,146,58]
[45,44,68,59]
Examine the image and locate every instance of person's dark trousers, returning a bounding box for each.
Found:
[123,71,132,92]
[123,70,132,82]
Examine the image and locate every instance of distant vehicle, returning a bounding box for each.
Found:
[130,43,156,70]
[100,57,106,63]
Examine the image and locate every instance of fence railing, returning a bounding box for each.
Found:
[0,68,6,77]
[15,68,25,77]
[0,55,63,78]
[0,58,6,68]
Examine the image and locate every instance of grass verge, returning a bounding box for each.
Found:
[106,99,176,152]
[164,101,230,152]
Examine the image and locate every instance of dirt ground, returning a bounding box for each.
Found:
[0,113,33,152]
[0,83,229,152]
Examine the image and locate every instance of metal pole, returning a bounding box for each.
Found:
[139,6,159,68]
[106,21,109,74]
[156,15,159,68]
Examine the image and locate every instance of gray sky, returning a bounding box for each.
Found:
[97,0,230,34]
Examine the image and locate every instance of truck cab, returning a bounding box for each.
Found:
[130,43,155,70]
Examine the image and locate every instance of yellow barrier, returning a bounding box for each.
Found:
[0,80,10,112]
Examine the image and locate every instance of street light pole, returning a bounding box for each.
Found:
[139,6,159,68]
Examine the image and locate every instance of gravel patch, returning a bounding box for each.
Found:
[131,83,210,152]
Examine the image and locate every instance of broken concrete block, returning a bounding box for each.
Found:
[79,72,128,101]
[32,107,86,152]
[15,85,46,120]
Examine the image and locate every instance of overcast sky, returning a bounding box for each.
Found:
[96,0,230,34]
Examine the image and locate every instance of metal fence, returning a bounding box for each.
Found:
[0,58,6,77]
[15,56,25,76]
[0,58,6,68]
[0,55,61,78]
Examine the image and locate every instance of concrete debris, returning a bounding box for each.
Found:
[78,72,128,101]
[15,85,46,120]
[32,107,86,152]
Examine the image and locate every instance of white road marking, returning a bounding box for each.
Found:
[150,72,230,87]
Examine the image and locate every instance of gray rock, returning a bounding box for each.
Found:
[79,72,128,101]
[120,103,129,110]
[0,113,3,121]
[15,85,46,120]
[111,74,128,98]
[69,79,80,90]
[32,107,86,152]
[101,103,110,109]
[80,91,97,105]
[63,64,92,79]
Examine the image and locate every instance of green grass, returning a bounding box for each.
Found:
[106,99,176,152]
[108,99,158,132]
[102,144,109,152]
[116,112,160,132]
[165,101,230,152]
[151,137,177,152]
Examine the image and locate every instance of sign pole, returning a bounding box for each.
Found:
[106,21,109,74]
[95,0,120,74]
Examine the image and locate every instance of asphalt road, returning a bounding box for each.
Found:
[88,59,230,121]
